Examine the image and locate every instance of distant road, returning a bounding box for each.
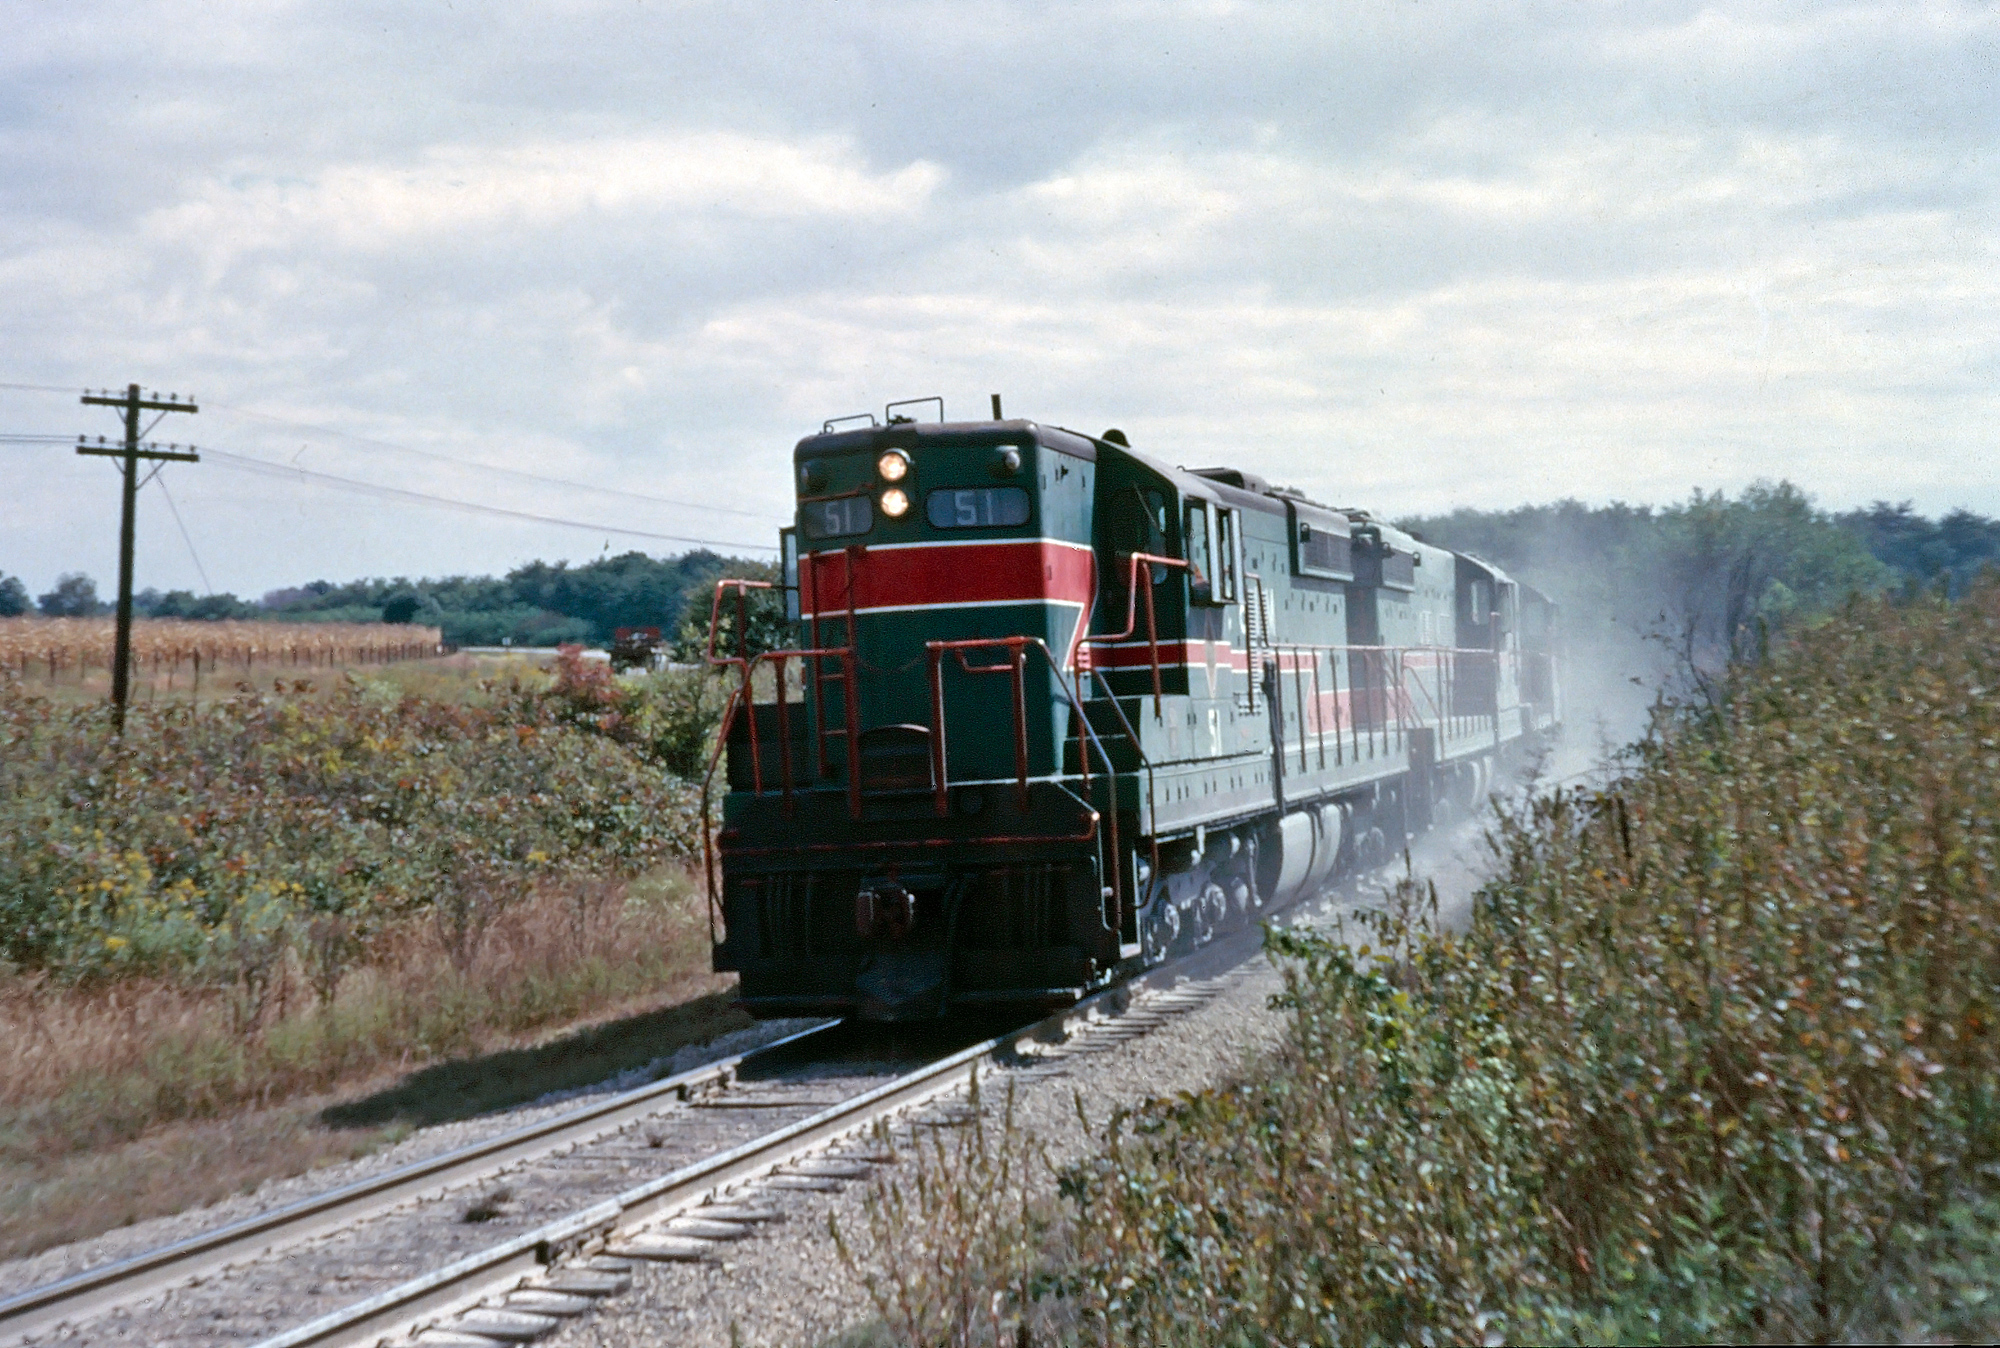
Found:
[454,645,609,662]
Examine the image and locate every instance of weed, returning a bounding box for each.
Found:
[461,1184,512,1223]
[832,1074,1054,1348]
[834,579,2000,1344]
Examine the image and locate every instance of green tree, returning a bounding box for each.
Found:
[0,573,28,617]
[252,550,771,648]
[671,557,788,663]
[37,573,102,617]
[1402,481,1887,675]
[1836,501,2000,595]
[1655,482,1886,667]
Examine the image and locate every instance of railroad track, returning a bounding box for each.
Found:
[1,903,1315,1348]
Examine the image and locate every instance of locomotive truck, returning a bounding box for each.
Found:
[703,401,1559,1020]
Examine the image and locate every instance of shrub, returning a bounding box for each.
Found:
[537,645,734,780]
[0,669,701,986]
[837,578,2000,1344]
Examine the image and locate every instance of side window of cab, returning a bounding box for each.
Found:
[1214,507,1238,601]
[1184,500,1217,603]
[1113,486,1172,584]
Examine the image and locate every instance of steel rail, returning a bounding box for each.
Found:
[249,930,1270,1348]
[0,1022,837,1347]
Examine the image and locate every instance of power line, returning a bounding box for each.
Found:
[5,382,785,522]
[154,475,216,595]
[200,446,778,553]
[6,422,782,552]
[206,400,782,522]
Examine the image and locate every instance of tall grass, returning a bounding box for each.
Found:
[0,872,710,1152]
[838,579,2000,1344]
[0,654,743,1259]
[0,657,706,986]
[0,870,736,1258]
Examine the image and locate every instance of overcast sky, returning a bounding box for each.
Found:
[1,1,1994,598]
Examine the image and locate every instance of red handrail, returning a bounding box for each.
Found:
[696,644,862,941]
[1080,551,1191,715]
[926,636,1038,816]
[705,579,773,790]
[699,577,867,938]
[923,634,1127,936]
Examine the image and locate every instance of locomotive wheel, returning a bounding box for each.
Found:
[1194,882,1225,945]
[1141,895,1181,962]
[1361,826,1388,868]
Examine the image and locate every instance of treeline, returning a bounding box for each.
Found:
[1401,485,2000,670]
[5,488,1991,655]
[0,551,774,651]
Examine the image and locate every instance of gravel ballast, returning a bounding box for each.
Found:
[0,1019,820,1299]
[542,957,1294,1348]
[540,829,1500,1348]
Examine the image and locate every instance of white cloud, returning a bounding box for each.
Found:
[140,133,942,274]
[0,1,1994,597]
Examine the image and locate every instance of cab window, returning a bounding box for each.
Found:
[1185,500,1215,600]
[780,527,800,621]
[1112,486,1171,584]
[1215,508,1238,600]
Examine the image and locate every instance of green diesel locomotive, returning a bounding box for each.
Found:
[704,403,1560,1020]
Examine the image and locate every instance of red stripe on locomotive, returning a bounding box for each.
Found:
[801,539,1095,615]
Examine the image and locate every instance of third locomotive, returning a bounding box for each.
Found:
[704,401,1559,1020]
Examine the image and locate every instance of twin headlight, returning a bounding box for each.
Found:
[812,447,1009,520]
[876,450,911,516]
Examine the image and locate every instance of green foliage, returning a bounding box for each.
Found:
[839,579,2000,1344]
[0,668,704,987]
[73,548,780,648]
[1403,481,1890,672]
[1051,579,2000,1344]
[671,557,788,663]
[1048,893,1549,1347]
[537,645,736,780]
[133,588,261,620]
[36,572,104,617]
[0,574,31,618]
[379,590,421,624]
[509,550,736,644]
[258,548,770,647]
[1836,501,2000,597]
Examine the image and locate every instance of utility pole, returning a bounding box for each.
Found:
[77,383,198,731]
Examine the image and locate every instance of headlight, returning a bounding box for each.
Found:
[876,449,910,482]
[880,486,910,518]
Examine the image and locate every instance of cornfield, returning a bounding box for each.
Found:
[0,617,442,687]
